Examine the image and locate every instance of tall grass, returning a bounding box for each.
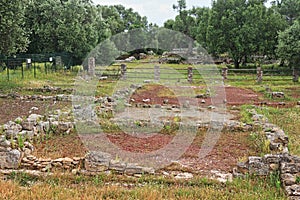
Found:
[256,107,300,155]
[0,172,287,200]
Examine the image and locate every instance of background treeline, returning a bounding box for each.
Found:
[0,0,299,68]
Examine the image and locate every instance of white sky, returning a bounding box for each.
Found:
[92,0,212,26]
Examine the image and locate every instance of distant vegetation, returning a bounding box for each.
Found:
[0,0,299,68]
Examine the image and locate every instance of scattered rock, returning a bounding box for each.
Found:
[175,172,193,179]
[0,149,21,169]
[142,98,150,103]
[210,170,233,183]
[271,92,285,98]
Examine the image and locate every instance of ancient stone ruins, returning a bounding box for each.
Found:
[0,88,299,199]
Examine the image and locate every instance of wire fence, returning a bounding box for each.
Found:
[94,64,299,83]
[0,53,75,81]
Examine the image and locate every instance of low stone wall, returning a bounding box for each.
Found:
[0,110,74,170]
[0,93,73,102]
[21,155,84,172]
[234,108,300,199]
[85,151,155,175]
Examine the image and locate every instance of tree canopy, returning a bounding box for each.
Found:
[277,20,300,68]
[0,0,29,56]
[0,0,299,68]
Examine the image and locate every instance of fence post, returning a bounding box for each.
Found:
[188,66,193,83]
[21,63,24,79]
[121,64,127,80]
[88,57,95,76]
[257,67,263,83]
[293,68,299,82]
[222,67,228,80]
[34,62,36,78]
[45,62,47,74]
[6,62,9,81]
[154,65,160,82]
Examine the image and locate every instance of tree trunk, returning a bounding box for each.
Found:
[234,59,240,69]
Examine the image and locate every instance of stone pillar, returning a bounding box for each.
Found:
[293,68,299,82]
[257,67,263,83]
[222,67,228,80]
[55,56,62,66]
[88,57,95,76]
[121,64,127,80]
[154,66,160,82]
[188,67,193,83]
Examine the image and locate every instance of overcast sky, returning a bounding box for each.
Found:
[92,0,212,26]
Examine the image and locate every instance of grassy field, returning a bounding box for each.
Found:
[256,107,300,155]
[0,172,287,200]
[0,61,299,199]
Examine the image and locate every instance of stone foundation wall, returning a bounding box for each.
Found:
[234,108,300,199]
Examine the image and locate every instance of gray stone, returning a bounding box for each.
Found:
[0,136,11,148]
[39,121,50,133]
[285,184,300,196]
[210,170,233,183]
[109,160,127,172]
[271,92,285,98]
[281,173,296,186]
[18,130,34,138]
[141,167,155,174]
[85,151,111,172]
[248,156,269,175]
[21,120,35,131]
[195,94,206,98]
[264,154,281,164]
[175,172,193,179]
[5,122,22,138]
[281,163,300,174]
[58,122,73,132]
[0,149,21,169]
[125,164,143,175]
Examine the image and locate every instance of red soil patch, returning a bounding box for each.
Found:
[32,133,87,159]
[0,99,71,124]
[131,85,262,106]
[107,132,172,153]
[103,131,254,173]
[131,85,298,108]
[225,87,261,105]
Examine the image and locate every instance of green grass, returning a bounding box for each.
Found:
[0,64,77,94]
[256,106,300,155]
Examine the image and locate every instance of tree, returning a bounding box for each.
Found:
[277,20,300,69]
[273,0,300,24]
[170,0,196,37]
[189,7,211,49]
[98,5,148,36]
[0,0,29,56]
[25,0,98,64]
[164,6,211,49]
[258,6,287,58]
[207,0,285,68]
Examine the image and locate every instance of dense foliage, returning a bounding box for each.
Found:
[0,0,299,67]
[0,0,29,56]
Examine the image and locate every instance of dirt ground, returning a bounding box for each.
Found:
[131,85,297,107]
[0,86,289,174]
[0,98,71,124]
